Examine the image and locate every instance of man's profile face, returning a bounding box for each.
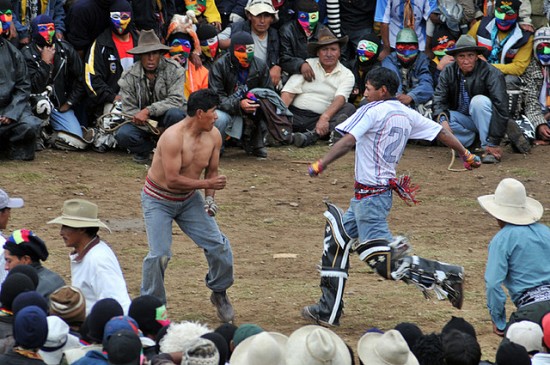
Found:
[317,43,340,69]
[0,208,10,230]
[140,51,161,72]
[199,106,218,131]
[455,51,477,74]
[364,81,384,103]
[248,12,273,34]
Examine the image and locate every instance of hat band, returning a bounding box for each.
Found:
[42,337,68,352]
[60,214,102,223]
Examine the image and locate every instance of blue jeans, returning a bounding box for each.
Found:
[140,190,234,304]
[116,108,185,155]
[50,108,83,137]
[342,191,394,243]
[449,95,492,148]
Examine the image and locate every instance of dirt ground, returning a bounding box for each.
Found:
[1,141,548,361]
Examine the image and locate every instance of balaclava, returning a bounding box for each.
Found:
[197,23,219,59]
[109,0,132,35]
[185,0,206,16]
[0,0,12,37]
[231,31,254,68]
[357,33,381,65]
[295,0,319,38]
[494,0,520,32]
[31,15,56,47]
[395,28,419,67]
[168,31,193,65]
[534,26,550,66]
[431,26,457,60]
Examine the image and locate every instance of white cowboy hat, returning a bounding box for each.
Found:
[231,331,288,365]
[285,325,351,365]
[477,178,543,225]
[357,330,419,365]
[47,199,111,232]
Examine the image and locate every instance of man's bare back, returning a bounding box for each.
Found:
[147,115,226,194]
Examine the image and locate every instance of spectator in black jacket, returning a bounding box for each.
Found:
[130,0,175,41]
[66,0,114,58]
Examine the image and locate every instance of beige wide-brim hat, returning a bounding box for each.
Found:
[477,178,543,225]
[231,331,288,365]
[128,29,171,55]
[47,199,111,232]
[358,330,419,365]
[285,325,351,365]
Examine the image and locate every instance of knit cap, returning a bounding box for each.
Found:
[8,264,39,288]
[86,298,124,343]
[534,27,550,54]
[14,305,49,349]
[394,322,423,350]
[201,332,229,365]
[12,291,48,316]
[196,23,218,41]
[0,272,36,310]
[129,295,169,337]
[4,229,49,262]
[441,316,477,339]
[495,341,531,365]
[109,0,132,12]
[181,338,219,365]
[49,286,86,327]
[106,329,142,365]
[232,324,264,347]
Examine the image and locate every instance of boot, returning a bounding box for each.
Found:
[391,256,464,309]
[249,122,267,158]
[292,130,319,148]
[302,276,346,327]
[210,291,235,323]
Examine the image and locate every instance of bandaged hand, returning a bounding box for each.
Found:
[461,150,481,170]
[204,196,219,216]
[308,159,325,177]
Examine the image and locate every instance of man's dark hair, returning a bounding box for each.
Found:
[366,67,399,96]
[84,227,100,237]
[187,89,220,116]
[442,330,481,365]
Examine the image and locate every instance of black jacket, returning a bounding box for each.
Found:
[66,0,111,52]
[21,39,85,108]
[230,21,280,69]
[131,0,175,38]
[84,28,139,106]
[278,20,319,75]
[208,53,273,115]
[433,60,508,146]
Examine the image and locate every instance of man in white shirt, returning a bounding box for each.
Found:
[0,189,24,286]
[281,26,356,147]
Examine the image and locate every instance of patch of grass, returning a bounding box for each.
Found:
[506,168,537,178]
[3,172,44,183]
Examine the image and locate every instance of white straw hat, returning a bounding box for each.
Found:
[477,178,543,225]
[231,331,288,365]
[357,330,419,365]
[285,325,351,365]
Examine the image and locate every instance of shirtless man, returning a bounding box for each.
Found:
[140,89,235,323]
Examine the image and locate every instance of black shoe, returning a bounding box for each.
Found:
[447,280,464,310]
[507,119,531,154]
[301,305,339,327]
[210,291,235,323]
[252,147,267,158]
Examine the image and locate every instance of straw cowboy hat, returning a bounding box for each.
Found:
[48,199,111,232]
[285,325,352,365]
[446,34,486,56]
[230,331,288,365]
[477,178,543,225]
[128,29,171,55]
[357,330,419,365]
[307,26,349,55]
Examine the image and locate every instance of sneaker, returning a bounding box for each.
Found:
[210,291,235,323]
[328,130,343,146]
[507,119,531,154]
[301,305,339,327]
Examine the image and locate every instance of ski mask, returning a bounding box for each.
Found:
[356,34,381,64]
[297,11,319,37]
[169,32,193,64]
[494,0,519,32]
[185,0,206,16]
[396,43,419,66]
[0,0,12,36]
[109,0,132,35]
[534,27,550,66]
[431,28,456,59]
[231,31,254,68]
[31,15,55,47]
[197,23,219,59]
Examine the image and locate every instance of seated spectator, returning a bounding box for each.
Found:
[532,313,550,365]
[39,316,82,365]
[22,15,89,151]
[209,31,273,157]
[47,199,131,314]
[412,333,444,365]
[0,0,41,161]
[105,329,143,365]
[84,0,138,119]
[474,0,533,32]
[394,322,423,351]
[357,329,418,365]
[175,0,222,31]
[129,0,174,42]
[506,320,544,356]
[496,341,531,365]
[441,329,481,365]
[201,332,229,365]
[433,34,509,163]
[429,26,457,88]
[230,331,287,365]
[117,29,186,164]
[218,0,281,87]
[0,188,24,285]
[129,295,170,359]
[286,325,351,365]
[0,306,48,364]
[382,28,433,116]
[49,285,87,336]
[3,229,65,301]
[278,0,321,81]
[11,0,66,45]
[348,33,382,106]
[281,26,355,147]
[197,23,221,69]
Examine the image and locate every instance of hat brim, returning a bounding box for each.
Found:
[231,332,287,365]
[358,332,419,365]
[446,45,486,56]
[47,216,112,232]
[6,197,24,209]
[477,195,543,225]
[307,36,349,55]
[286,325,351,365]
[127,44,171,55]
